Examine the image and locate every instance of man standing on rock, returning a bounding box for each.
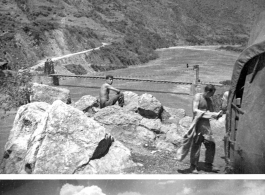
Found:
[99,75,124,108]
[189,84,223,173]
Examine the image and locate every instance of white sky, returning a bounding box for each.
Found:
[1,180,265,195]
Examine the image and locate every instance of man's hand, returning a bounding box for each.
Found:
[117,90,121,95]
[217,110,223,119]
[212,110,223,119]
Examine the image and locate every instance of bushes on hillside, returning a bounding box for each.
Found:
[65,64,87,75]
[0,69,32,112]
[90,24,169,71]
[101,43,140,65]
[91,41,158,70]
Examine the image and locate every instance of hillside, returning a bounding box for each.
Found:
[0,0,264,72]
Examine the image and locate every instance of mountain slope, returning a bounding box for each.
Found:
[0,0,263,72]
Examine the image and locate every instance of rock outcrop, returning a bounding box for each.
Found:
[74,95,99,117]
[31,83,71,104]
[74,95,98,112]
[1,102,50,174]
[93,105,149,145]
[123,91,139,112]
[1,100,135,174]
[138,93,162,119]
[1,88,211,174]
[161,106,186,121]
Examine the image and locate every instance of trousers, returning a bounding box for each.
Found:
[100,93,124,108]
[190,133,215,167]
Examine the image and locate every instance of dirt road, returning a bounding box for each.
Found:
[30,42,110,71]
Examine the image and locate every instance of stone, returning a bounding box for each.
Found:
[76,141,136,174]
[0,102,50,174]
[155,140,175,152]
[179,116,193,133]
[135,126,156,142]
[1,100,136,174]
[74,95,99,117]
[165,125,183,146]
[93,105,157,145]
[140,118,162,133]
[94,105,142,126]
[123,91,139,112]
[138,93,162,119]
[31,83,71,104]
[28,100,107,174]
[160,123,177,134]
[161,106,186,121]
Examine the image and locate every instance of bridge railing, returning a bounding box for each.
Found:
[48,65,223,95]
[49,74,193,85]
[48,74,195,95]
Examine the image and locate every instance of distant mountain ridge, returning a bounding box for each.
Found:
[0,0,263,71]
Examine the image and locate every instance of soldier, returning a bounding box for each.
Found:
[189,84,223,173]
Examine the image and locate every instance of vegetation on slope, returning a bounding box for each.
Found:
[1,0,263,72]
[0,69,32,113]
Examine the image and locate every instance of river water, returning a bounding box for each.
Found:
[0,46,239,160]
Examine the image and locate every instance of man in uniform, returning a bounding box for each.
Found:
[190,84,223,173]
[99,75,124,108]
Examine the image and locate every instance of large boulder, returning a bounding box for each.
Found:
[0,102,50,174]
[93,105,156,145]
[1,100,136,174]
[165,123,184,146]
[123,91,139,112]
[135,126,156,142]
[138,93,162,119]
[76,141,135,174]
[178,116,193,133]
[94,105,142,126]
[140,118,162,133]
[31,83,71,104]
[74,95,98,111]
[160,123,177,134]
[26,100,107,174]
[74,95,99,117]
